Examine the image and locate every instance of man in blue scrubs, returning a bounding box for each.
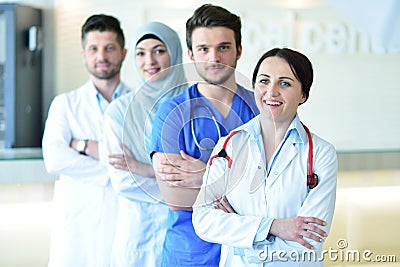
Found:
[151,4,259,266]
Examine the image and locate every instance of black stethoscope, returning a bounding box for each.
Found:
[190,104,221,151]
[209,123,319,190]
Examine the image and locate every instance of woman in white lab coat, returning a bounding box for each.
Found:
[192,48,337,266]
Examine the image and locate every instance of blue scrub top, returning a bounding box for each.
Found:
[151,83,259,266]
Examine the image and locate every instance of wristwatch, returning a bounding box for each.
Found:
[76,139,88,155]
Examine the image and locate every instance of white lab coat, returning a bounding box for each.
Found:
[193,116,337,267]
[42,81,130,267]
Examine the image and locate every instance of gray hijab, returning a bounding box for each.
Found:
[122,22,187,165]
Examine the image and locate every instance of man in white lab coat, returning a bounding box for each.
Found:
[42,14,129,267]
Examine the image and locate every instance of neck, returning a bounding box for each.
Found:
[197,76,237,103]
[260,116,291,151]
[92,75,120,102]
[197,80,237,118]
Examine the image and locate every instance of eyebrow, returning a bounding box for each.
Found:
[195,41,232,48]
[258,73,295,81]
[136,44,166,50]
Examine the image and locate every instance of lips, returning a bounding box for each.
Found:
[205,63,225,70]
[264,100,282,106]
[96,63,110,70]
[145,67,160,75]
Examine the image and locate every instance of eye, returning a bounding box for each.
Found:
[258,78,269,85]
[88,46,97,52]
[154,49,167,55]
[198,47,208,53]
[136,51,145,57]
[106,44,115,51]
[219,45,229,51]
[280,80,291,87]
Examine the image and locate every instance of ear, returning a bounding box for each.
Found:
[122,48,127,61]
[81,49,85,63]
[187,49,194,61]
[299,94,307,105]
[236,45,242,60]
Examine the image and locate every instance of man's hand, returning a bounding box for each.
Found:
[270,216,328,249]
[155,150,206,188]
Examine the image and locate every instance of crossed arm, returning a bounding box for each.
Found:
[214,196,327,249]
[107,143,154,178]
[152,151,207,211]
[70,139,99,159]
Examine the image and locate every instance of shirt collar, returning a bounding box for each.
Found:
[239,114,308,145]
[88,80,124,100]
[287,114,308,145]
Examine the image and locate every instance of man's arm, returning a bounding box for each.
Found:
[152,151,206,211]
[42,95,106,178]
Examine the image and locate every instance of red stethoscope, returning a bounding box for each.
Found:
[209,123,319,190]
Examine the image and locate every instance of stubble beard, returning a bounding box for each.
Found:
[195,63,236,86]
[87,61,122,80]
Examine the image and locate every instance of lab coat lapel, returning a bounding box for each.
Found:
[266,142,298,187]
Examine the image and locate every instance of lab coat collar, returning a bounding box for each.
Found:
[237,114,308,145]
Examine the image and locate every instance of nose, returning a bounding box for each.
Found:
[145,53,156,65]
[208,48,220,63]
[97,48,107,60]
[260,82,279,97]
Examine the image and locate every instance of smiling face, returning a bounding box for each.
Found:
[82,31,126,81]
[135,38,171,82]
[188,26,242,86]
[254,56,306,124]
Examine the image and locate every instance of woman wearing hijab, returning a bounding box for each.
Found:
[101,21,187,267]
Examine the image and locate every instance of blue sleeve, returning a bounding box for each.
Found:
[254,217,276,244]
[151,99,185,155]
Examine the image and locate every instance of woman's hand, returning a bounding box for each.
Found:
[270,216,328,249]
[214,196,236,213]
[109,144,154,177]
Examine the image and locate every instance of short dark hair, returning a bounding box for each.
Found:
[252,48,313,104]
[81,14,125,49]
[186,4,242,51]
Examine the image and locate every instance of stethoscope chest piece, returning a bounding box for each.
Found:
[307,173,319,189]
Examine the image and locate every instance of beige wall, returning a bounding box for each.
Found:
[48,0,400,152]
[2,0,400,151]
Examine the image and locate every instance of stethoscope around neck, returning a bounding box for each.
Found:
[190,104,222,151]
[208,122,319,190]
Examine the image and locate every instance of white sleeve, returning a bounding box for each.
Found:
[102,106,160,203]
[42,95,106,180]
[192,136,263,249]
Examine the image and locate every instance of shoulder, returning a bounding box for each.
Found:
[236,85,259,114]
[157,85,193,113]
[218,119,258,147]
[236,85,255,101]
[309,132,337,163]
[105,92,133,119]
[57,81,92,100]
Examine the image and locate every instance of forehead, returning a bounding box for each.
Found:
[136,38,166,49]
[84,31,119,46]
[258,56,295,77]
[191,26,236,46]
